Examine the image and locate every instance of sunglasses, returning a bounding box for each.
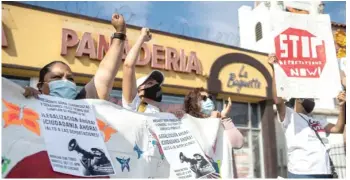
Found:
[201,95,213,101]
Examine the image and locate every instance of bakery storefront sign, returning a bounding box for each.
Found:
[227,65,261,93]
[60,28,202,75]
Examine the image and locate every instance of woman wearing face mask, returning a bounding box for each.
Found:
[122,28,164,113]
[22,13,126,101]
[183,88,244,149]
[269,54,346,178]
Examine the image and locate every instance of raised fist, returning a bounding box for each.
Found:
[268,53,278,64]
[111,13,126,34]
[221,97,232,118]
[140,28,152,42]
[337,91,346,106]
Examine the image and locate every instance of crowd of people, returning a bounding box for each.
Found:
[20,13,346,179]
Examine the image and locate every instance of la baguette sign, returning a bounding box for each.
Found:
[60,28,203,75]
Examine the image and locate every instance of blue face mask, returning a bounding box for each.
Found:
[49,79,77,99]
[201,98,215,116]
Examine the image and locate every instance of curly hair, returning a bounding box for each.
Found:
[184,87,206,118]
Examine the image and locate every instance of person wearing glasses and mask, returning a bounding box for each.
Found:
[183,87,244,149]
[268,54,346,178]
[9,13,126,179]
[22,13,126,101]
[122,28,164,113]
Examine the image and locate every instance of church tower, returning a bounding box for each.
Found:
[238,1,324,52]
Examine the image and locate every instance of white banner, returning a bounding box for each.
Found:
[1,77,233,178]
[270,11,342,99]
[149,118,215,178]
[38,95,115,176]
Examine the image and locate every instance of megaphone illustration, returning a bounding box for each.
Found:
[68,139,94,159]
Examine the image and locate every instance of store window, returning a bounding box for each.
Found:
[2,75,30,88]
[216,99,264,178]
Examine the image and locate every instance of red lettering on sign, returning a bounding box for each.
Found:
[76,32,97,59]
[97,34,109,61]
[152,44,165,69]
[61,28,79,55]
[274,28,326,78]
[60,28,203,75]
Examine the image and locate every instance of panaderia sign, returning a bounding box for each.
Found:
[60,28,203,75]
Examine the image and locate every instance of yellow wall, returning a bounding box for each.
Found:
[2,3,272,101]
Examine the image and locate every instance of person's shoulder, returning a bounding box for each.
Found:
[122,94,140,110]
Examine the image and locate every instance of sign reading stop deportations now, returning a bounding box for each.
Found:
[271,11,342,99]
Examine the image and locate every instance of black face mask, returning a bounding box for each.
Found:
[301,99,315,114]
[143,84,162,102]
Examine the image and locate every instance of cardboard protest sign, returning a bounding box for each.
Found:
[1,77,233,178]
[270,11,342,98]
[38,95,115,177]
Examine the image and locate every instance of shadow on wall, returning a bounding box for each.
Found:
[2,23,18,57]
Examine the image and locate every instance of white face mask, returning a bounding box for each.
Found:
[48,79,77,99]
[200,98,215,116]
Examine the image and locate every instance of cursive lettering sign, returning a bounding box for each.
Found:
[227,65,261,93]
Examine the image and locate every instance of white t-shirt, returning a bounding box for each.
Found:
[278,107,331,175]
[339,57,347,76]
[122,95,160,113]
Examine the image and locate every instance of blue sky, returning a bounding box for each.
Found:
[23,1,346,46]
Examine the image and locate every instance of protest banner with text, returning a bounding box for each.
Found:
[270,11,342,98]
[1,78,233,178]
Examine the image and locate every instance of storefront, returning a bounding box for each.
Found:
[2,2,277,178]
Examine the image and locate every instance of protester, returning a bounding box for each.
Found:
[23,13,126,101]
[10,13,126,179]
[268,54,346,178]
[122,28,164,113]
[338,57,346,149]
[183,87,244,149]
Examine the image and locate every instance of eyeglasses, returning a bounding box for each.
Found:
[201,95,213,101]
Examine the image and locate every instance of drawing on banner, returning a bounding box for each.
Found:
[116,157,131,172]
[133,143,144,159]
[68,139,114,176]
[96,119,117,142]
[38,95,115,177]
[149,130,165,160]
[150,118,216,179]
[179,152,213,178]
[2,99,40,136]
[2,156,11,174]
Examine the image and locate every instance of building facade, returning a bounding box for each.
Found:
[238,1,346,178]
[2,2,280,178]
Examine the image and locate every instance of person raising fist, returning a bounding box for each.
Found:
[122,28,165,113]
[23,13,126,101]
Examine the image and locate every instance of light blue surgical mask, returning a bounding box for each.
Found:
[201,98,215,116]
[49,79,77,99]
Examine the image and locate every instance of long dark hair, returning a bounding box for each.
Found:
[184,87,206,118]
[37,61,68,89]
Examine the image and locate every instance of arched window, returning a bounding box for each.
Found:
[255,22,263,42]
